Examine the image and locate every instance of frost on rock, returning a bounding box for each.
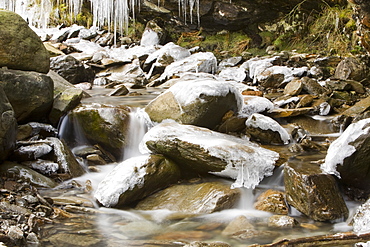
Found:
[145,42,191,67]
[218,67,246,82]
[167,78,243,110]
[321,118,370,178]
[140,122,279,189]
[239,96,275,118]
[155,52,217,83]
[94,155,149,207]
[245,113,290,144]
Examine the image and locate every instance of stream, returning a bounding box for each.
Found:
[38,86,360,247]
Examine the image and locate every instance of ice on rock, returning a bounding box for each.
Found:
[155,52,217,83]
[140,122,279,189]
[94,155,150,207]
[167,78,244,110]
[321,118,370,177]
[140,29,160,47]
[245,113,291,144]
[218,67,247,82]
[239,96,275,118]
[353,199,370,234]
[145,42,191,66]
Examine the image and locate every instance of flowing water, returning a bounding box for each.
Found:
[37,86,361,247]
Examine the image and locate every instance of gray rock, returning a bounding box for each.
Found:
[145,78,243,129]
[334,57,370,84]
[0,86,17,161]
[285,162,348,221]
[301,77,330,96]
[95,154,181,208]
[0,10,50,73]
[136,181,240,214]
[0,68,54,123]
[50,55,95,84]
[284,78,303,96]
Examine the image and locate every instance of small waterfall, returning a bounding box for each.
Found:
[123,107,152,160]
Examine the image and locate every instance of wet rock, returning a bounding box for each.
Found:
[154,230,212,241]
[51,196,94,207]
[254,189,288,215]
[284,78,303,96]
[22,159,59,176]
[268,215,299,228]
[321,118,370,196]
[0,10,50,73]
[245,113,290,145]
[46,233,103,247]
[67,104,130,160]
[50,55,95,84]
[0,86,17,161]
[145,78,242,129]
[95,154,181,208]
[142,121,279,188]
[0,161,58,188]
[221,215,254,236]
[107,84,129,96]
[184,241,231,247]
[0,68,54,123]
[301,77,330,96]
[334,57,370,84]
[342,95,370,117]
[296,94,315,108]
[325,79,352,91]
[136,181,239,214]
[17,122,58,141]
[268,107,313,118]
[284,162,348,221]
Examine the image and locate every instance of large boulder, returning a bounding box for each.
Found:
[0,86,17,161]
[94,154,181,208]
[145,78,243,129]
[285,162,348,221]
[0,68,54,123]
[141,121,279,189]
[0,10,50,73]
[321,118,370,195]
[135,181,240,214]
[65,104,130,160]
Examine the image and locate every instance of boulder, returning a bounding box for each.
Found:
[245,113,290,145]
[95,154,181,208]
[301,77,330,96]
[285,162,348,221]
[141,121,280,189]
[0,86,17,161]
[334,57,370,84]
[0,68,54,123]
[0,10,50,73]
[50,55,95,84]
[342,95,370,117]
[239,96,275,118]
[145,78,243,129]
[135,181,240,214]
[321,118,370,195]
[66,104,130,160]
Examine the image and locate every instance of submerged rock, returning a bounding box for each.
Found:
[141,121,279,189]
[285,162,348,221]
[321,118,370,196]
[95,154,181,208]
[135,181,239,214]
[0,10,50,73]
[145,78,243,129]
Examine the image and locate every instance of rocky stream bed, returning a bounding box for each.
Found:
[3,5,370,247]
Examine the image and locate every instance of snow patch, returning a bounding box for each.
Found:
[321,118,370,177]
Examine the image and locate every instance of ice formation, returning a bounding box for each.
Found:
[94,155,150,207]
[140,122,279,189]
[239,96,275,118]
[321,118,370,177]
[167,77,244,110]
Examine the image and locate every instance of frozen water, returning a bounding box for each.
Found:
[245,113,290,144]
[321,118,370,177]
[140,122,279,189]
[239,96,275,118]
